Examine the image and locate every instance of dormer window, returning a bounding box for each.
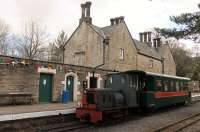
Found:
[119,48,124,61]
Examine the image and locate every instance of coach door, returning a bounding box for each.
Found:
[39,73,53,103]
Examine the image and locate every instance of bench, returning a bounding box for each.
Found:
[0,92,33,105]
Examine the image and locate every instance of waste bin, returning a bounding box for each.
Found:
[62,90,69,103]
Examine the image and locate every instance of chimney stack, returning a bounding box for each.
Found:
[153,38,161,47]
[139,32,152,46]
[110,16,125,26]
[79,1,92,25]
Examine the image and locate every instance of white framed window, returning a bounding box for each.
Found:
[149,60,153,68]
[119,48,124,61]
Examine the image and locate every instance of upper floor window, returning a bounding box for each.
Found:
[149,60,153,68]
[119,48,124,61]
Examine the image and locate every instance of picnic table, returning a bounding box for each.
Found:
[0,92,32,105]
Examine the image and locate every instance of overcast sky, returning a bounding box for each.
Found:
[0,0,199,47]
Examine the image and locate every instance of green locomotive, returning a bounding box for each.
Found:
[76,70,191,123]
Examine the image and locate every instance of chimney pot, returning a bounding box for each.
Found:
[139,33,143,42]
[147,32,152,43]
[157,38,161,47]
[153,38,157,47]
[79,4,86,24]
[115,17,120,24]
[86,1,91,17]
[143,32,147,43]
[119,16,125,22]
[110,18,115,26]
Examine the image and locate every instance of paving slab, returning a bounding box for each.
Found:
[0,102,77,121]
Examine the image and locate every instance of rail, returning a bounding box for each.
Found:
[38,121,90,132]
[154,112,200,132]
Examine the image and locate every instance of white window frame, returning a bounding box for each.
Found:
[119,48,124,61]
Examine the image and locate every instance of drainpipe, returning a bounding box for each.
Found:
[162,58,165,74]
[95,37,109,68]
[62,47,65,63]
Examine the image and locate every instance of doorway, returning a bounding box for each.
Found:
[39,73,53,103]
[90,77,97,88]
[66,76,74,101]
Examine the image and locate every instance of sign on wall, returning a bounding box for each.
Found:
[38,67,56,74]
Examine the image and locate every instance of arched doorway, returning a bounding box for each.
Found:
[65,72,78,101]
[66,76,74,101]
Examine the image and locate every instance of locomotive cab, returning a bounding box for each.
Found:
[106,72,145,108]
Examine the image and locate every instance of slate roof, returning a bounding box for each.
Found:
[133,39,162,60]
[89,24,106,38]
[88,23,162,60]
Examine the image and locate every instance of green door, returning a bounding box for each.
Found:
[39,73,53,103]
[66,76,74,101]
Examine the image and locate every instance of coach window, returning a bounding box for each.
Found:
[176,81,180,91]
[170,81,174,91]
[180,82,184,90]
[156,80,162,91]
[164,81,169,91]
[183,82,188,91]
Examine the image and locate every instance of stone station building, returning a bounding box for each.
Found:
[0,1,177,104]
[64,1,176,75]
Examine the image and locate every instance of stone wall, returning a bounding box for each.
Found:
[0,55,112,104]
[64,22,104,67]
[162,45,176,75]
[101,22,137,71]
[137,54,162,73]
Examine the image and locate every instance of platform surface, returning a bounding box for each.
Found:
[0,102,77,121]
[192,92,200,97]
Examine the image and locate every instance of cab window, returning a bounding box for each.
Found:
[130,75,138,90]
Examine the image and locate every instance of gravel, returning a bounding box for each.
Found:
[72,102,200,132]
[182,120,200,132]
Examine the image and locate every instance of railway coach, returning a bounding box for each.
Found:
[76,70,191,123]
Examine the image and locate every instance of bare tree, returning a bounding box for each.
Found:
[48,30,67,62]
[0,18,9,55]
[17,20,48,59]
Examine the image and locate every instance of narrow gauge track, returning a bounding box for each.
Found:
[37,121,90,132]
[154,112,200,132]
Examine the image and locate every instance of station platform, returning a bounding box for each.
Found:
[0,93,199,122]
[0,102,77,122]
[191,92,200,102]
[191,92,200,97]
